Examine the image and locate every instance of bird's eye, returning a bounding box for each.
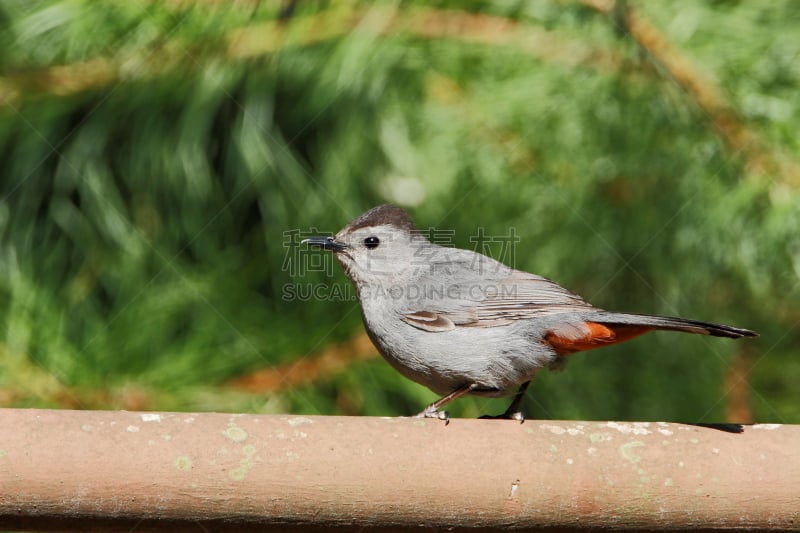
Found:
[364,236,380,249]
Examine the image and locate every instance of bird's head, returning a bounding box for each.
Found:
[302,204,427,289]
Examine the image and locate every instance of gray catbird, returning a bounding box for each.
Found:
[303,204,757,421]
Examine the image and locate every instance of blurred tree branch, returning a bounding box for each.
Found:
[228,330,376,393]
[581,0,800,186]
[2,2,795,189]
[1,6,615,107]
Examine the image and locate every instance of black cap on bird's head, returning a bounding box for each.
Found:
[343,204,417,234]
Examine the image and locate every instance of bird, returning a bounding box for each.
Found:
[302,204,757,422]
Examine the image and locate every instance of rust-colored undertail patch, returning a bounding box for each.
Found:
[546,322,653,356]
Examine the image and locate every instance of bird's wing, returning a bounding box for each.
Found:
[472,270,596,324]
[400,250,595,332]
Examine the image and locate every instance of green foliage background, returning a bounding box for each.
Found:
[0,0,797,422]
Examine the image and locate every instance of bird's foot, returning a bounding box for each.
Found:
[415,405,450,425]
[479,410,525,423]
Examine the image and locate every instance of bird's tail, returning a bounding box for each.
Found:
[585,312,758,339]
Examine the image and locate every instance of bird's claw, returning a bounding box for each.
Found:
[479,410,525,424]
[415,407,450,425]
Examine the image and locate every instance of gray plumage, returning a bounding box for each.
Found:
[303,204,757,420]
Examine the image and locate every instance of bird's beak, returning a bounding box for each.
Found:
[301,236,349,252]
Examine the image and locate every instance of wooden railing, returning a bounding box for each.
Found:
[0,409,797,531]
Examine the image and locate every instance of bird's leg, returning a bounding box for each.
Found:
[415,384,477,425]
[502,381,530,422]
[480,381,530,423]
